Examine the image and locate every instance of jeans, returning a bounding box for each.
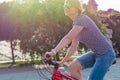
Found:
[77,49,116,80]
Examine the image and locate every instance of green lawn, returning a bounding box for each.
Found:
[0,60,42,68]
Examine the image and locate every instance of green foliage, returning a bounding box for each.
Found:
[0,0,120,62]
[99,11,120,49]
[18,0,72,60]
[108,13,120,43]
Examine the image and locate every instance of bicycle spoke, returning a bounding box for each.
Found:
[37,67,51,79]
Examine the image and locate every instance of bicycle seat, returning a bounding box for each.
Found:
[112,59,116,65]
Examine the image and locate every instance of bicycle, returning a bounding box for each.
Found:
[37,54,116,80]
[37,54,78,80]
[45,59,78,80]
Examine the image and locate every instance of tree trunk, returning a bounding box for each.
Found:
[10,40,15,64]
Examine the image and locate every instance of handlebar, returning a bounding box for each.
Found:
[44,54,59,69]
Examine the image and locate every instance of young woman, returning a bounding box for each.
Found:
[45,0,116,80]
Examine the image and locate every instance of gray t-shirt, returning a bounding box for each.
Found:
[74,14,112,54]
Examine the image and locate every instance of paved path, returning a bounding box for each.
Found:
[0,58,120,80]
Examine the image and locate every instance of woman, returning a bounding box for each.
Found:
[45,0,116,80]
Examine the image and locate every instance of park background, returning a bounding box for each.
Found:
[0,0,120,67]
[0,0,120,80]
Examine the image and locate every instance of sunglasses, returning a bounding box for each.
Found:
[64,3,72,10]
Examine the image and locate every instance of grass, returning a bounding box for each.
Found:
[0,55,78,69]
[0,60,43,68]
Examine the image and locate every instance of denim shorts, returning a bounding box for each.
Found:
[77,49,116,80]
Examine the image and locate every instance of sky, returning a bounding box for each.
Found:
[0,0,120,11]
[83,0,120,11]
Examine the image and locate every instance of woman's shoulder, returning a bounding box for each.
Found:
[80,14,94,22]
[78,14,91,21]
[80,14,90,19]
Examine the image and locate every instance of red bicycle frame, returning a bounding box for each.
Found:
[52,67,77,80]
[45,54,78,80]
[46,60,77,80]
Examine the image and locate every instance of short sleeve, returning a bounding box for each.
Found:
[74,14,88,28]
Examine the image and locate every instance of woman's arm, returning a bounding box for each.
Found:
[46,25,83,57]
[54,26,83,53]
[60,38,79,65]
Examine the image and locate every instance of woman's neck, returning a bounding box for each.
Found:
[72,13,79,22]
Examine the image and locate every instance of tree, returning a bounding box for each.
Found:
[19,0,71,61]
[0,2,16,63]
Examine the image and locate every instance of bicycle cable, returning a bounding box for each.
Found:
[36,59,53,80]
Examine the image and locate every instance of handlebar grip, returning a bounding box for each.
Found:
[45,54,52,65]
[46,54,51,58]
[45,53,59,69]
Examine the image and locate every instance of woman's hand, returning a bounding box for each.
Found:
[44,51,55,61]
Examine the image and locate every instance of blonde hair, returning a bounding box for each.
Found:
[64,0,84,14]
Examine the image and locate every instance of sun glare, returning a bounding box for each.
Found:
[0,0,13,3]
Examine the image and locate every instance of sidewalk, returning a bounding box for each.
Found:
[0,66,36,75]
[0,58,120,80]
